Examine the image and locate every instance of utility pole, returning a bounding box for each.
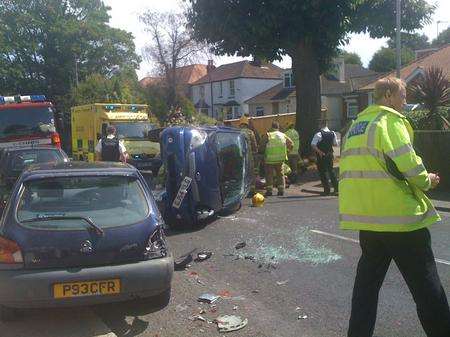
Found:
[75,58,79,86]
[396,0,401,78]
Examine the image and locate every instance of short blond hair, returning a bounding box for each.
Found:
[373,77,405,102]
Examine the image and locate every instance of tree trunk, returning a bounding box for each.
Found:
[291,41,322,157]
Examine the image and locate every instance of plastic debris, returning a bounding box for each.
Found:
[198,293,220,304]
[298,315,308,320]
[190,315,207,322]
[174,250,196,271]
[233,306,238,311]
[235,242,246,250]
[195,251,213,262]
[215,315,248,333]
[276,280,289,286]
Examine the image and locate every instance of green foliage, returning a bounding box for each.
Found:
[0,0,140,111]
[387,32,429,51]
[405,108,449,130]
[339,50,362,66]
[432,27,450,48]
[369,47,415,73]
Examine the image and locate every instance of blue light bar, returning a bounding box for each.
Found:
[105,104,118,110]
[0,95,46,105]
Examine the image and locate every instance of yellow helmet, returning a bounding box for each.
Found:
[252,193,265,207]
[239,115,249,126]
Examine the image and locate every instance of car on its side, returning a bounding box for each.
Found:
[0,162,173,320]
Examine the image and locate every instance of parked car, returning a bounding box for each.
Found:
[159,126,250,228]
[0,161,173,320]
[0,146,69,188]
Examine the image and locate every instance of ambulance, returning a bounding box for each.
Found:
[71,103,161,175]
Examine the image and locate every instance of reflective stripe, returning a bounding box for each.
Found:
[341,147,385,162]
[366,112,386,149]
[340,170,391,180]
[385,143,414,158]
[340,208,438,225]
[403,164,426,178]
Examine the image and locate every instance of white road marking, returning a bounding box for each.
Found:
[310,229,450,266]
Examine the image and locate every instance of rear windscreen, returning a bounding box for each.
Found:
[0,107,54,139]
[16,176,149,230]
[9,149,66,172]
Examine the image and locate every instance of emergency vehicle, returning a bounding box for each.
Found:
[0,95,61,149]
[71,103,161,174]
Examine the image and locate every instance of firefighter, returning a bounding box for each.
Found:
[239,115,258,196]
[285,123,301,183]
[95,125,127,163]
[311,120,339,195]
[340,77,450,337]
[260,121,292,196]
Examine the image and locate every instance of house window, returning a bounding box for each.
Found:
[256,107,264,116]
[347,100,359,119]
[272,102,279,114]
[200,108,209,115]
[226,107,233,120]
[219,82,223,97]
[233,106,241,118]
[284,73,291,88]
[200,85,205,99]
[229,80,235,97]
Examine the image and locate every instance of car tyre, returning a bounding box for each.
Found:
[0,305,18,322]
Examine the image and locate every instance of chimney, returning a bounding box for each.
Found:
[207,60,215,73]
[251,57,262,67]
[337,57,345,83]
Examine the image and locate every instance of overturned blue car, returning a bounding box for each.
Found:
[159,126,251,228]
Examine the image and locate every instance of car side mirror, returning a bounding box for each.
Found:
[148,128,165,143]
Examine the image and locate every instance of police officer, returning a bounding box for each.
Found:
[239,115,258,196]
[95,125,127,162]
[340,77,450,337]
[260,122,292,196]
[311,120,339,195]
[285,123,301,183]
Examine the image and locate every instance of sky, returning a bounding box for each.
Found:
[102,0,450,79]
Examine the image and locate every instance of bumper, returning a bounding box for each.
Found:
[0,256,173,308]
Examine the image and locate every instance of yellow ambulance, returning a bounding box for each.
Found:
[71,103,161,174]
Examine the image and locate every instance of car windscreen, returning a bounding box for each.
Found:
[113,122,155,140]
[0,107,55,140]
[9,149,66,173]
[16,176,149,230]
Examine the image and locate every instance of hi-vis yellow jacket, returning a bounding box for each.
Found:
[339,105,440,232]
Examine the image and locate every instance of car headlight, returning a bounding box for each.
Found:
[144,226,168,259]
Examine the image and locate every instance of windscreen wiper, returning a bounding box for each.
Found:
[22,215,105,237]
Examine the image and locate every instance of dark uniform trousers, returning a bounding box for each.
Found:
[348,228,450,337]
[317,153,338,193]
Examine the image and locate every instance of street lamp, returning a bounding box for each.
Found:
[396,0,401,78]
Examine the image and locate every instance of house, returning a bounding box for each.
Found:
[191,60,283,119]
[245,58,379,130]
[139,64,208,98]
[358,43,450,105]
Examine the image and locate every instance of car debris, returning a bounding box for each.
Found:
[174,250,196,270]
[298,315,308,320]
[251,290,259,294]
[276,280,289,286]
[189,315,208,323]
[195,251,213,262]
[235,242,246,250]
[215,315,248,333]
[198,293,220,304]
[233,305,238,311]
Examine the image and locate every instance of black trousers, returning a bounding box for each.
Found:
[317,153,338,193]
[348,228,450,337]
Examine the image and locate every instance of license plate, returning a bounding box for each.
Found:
[172,176,192,209]
[53,279,121,299]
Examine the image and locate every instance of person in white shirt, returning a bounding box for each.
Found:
[311,121,339,195]
[95,125,127,162]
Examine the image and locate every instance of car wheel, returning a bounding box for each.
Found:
[0,305,18,322]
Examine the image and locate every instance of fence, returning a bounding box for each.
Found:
[414,130,450,190]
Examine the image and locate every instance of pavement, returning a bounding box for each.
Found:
[1,173,450,337]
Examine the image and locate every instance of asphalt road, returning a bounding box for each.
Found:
[2,183,449,337]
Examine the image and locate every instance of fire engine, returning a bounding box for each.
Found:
[0,95,61,149]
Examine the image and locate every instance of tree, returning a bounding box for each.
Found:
[339,50,362,66]
[369,47,415,73]
[0,0,140,111]
[408,66,450,129]
[186,0,434,151]
[387,32,429,51]
[140,10,208,108]
[432,27,450,48]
